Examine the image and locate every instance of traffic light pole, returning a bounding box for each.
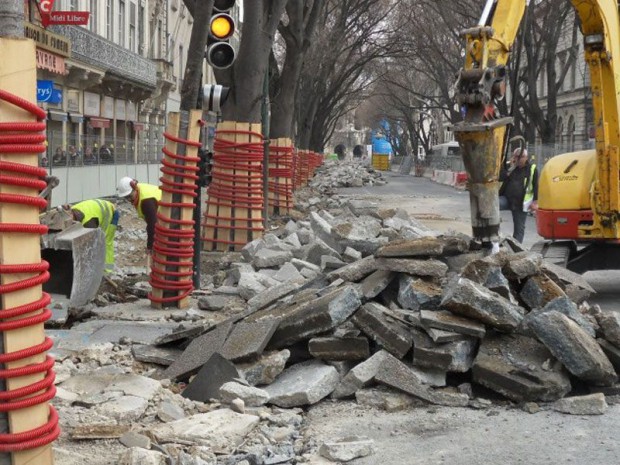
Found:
[192,111,218,289]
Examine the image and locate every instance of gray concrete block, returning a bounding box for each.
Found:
[397,276,441,310]
[411,328,477,372]
[220,319,279,362]
[419,310,486,338]
[181,353,240,402]
[308,336,370,361]
[472,333,572,402]
[332,351,390,399]
[327,255,377,282]
[375,258,448,278]
[520,274,566,310]
[265,360,340,407]
[352,302,413,359]
[376,236,444,257]
[360,270,395,299]
[552,393,607,415]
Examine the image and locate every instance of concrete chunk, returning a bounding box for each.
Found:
[502,252,542,280]
[529,311,617,386]
[247,279,304,311]
[411,328,477,372]
[420,310,486,338]
[308,336,370,361]
[552,393,608,415]
[520,274,566,310]
[269,286,362,348]
[376,236,444,257]
[220,382,270,407]
[375,257,448,278]
[237,350,290,386]
[397,276,442,310]
[472,333,571,402]
[374,352,469,407]
[598,312,620,347]
[181,353,240,402]
[331,351,391,399]
[253,248,293,269]
[352,302,413,359]
[440,278,524,332]
[327,255,377,282]
[319,436,377,462]
[265,360,340,407]
[220,319,279,362]
[360,270,395,299]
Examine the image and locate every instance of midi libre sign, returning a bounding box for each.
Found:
[35,0,90,27]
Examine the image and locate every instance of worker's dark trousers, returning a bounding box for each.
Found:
[500,196,527,243]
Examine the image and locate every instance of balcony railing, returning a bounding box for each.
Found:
[50,25,157,89]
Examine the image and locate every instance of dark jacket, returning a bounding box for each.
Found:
[499,161,538,211]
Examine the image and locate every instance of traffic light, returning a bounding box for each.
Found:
[203,84,230,113]
[197,148,213,187]
[206,0,236,69]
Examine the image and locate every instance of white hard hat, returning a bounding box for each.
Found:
[117,176,134,197]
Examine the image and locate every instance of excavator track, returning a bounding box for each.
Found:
[530,241,574,268]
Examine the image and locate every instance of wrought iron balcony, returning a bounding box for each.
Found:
[50,25,157,89]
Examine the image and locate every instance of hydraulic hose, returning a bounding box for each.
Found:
[0,89,60,451]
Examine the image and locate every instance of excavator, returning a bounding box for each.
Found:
[453,0,620,273]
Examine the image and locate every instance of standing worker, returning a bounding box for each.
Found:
[499,147,538,243]
[65,199,119,273]
[116,177,161,260]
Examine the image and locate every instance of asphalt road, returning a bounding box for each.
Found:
[335,171,620,312]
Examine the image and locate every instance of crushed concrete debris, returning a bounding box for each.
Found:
[49,167,619,464]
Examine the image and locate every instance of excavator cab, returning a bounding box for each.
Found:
[39,178,106,309]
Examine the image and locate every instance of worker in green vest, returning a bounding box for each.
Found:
[66,199,119,274]
[116,177,162,257]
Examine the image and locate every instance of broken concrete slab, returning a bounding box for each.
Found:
[60,372,161,401]
[157,401,185,422]
[85,321,186,346]
[247,279,305,311]
[273,262,304,283]
[153,324,207,346]
[220,382,270,407]
[319,436,377,462]
[265,360,340,407]
[598,312,620,347]
[521,297,596,338]
[331,350,391,399]
[131,345,181,366]
[411,328,477,372]
[472,333,571,402]
[237,350,290,386]
[520,274,566,310]
[542,262,595,294]
[374,352,469,407]
[598,339,620,372]
[253,248,294,269]
[97,395,148,422]
[529,311,617,386]
[268,285,362,348]
[149,409,260,454]
[308,336,370,361]
[327,255,377,282]
[332,215,382,242]
[198,295,233,311]
[181,353,240,402]
[440,277,524,332]
[355,387,420,411]
[163,322,233,381]
[375,258,448,278]
[320,255,347,271]
[425,327,466,343]
[502,252,542,280]
[220,319,279,362]
[397,276,442,310]
[552,393,607,415]
[376,237,444,257]
[359,270,395,299]
[419,310,486,338]
[304,239,342,266]
[352,302,413,359]
[119,448,167,465]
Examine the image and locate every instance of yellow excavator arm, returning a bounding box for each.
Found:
[454,0,620,244]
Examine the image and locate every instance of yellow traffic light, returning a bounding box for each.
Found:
[211,15,233,39]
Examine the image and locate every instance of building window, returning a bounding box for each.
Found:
[138,4,145,54]
[129,2,136,52]
[89,0,97,33]
[119,0,126,45]
[106,0,113,40]
[157,19,163,58]
[70,0,78,11]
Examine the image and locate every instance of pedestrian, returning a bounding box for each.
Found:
[68,145,80,166]
[64,199,119,274]
[116,177,161,261]
[499,147,538,243]
[83,147,96,165]
[52,147,66,166]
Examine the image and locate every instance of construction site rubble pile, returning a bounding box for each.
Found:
[308,160,386,190]
[50,198,620,464]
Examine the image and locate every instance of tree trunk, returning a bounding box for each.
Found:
[180,0,214,112]
[0,0,22,38]
[216,0,288,123]
[270,48,304,138]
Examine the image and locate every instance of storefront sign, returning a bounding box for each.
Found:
[67,90,80,112]
[36,48,66,75]
[24,22,71,57]
[37,80,53,102]
[44,11,90,27]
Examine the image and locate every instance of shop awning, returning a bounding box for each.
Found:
[69,112,84,124]
[47,109,68,122]
[88,117,111,129]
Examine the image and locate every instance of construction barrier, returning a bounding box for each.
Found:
[431,169,468,188]
[202,121,264,251]
[268,138,294,215]
[372,153,390,171]
[149,111,202,309]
